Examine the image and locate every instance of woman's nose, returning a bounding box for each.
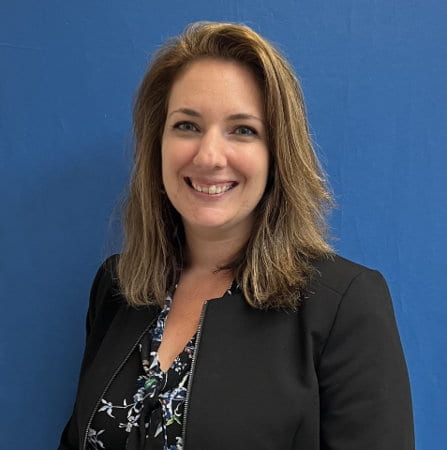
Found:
[193,129,227,169]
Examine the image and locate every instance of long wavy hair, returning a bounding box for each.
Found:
[115,21,334,309]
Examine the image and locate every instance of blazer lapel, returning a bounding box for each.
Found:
[77,303,159,445]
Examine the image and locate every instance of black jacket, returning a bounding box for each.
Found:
[59,254,414,449]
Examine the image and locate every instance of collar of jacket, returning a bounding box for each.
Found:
[77,302,159,449]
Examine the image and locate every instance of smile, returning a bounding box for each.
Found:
[185,178,237,195]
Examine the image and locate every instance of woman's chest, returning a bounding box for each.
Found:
[80,294,322,450]
[182,298,320,449]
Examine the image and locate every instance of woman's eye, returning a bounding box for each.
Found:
[174,122,198,132]
[234,126,256,136]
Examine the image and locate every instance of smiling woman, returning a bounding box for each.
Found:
[161,58,269,238]
[59,22,414,450]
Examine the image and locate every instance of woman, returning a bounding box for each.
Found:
[59,22,414,449]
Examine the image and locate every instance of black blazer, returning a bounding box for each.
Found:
[59,254,414,449]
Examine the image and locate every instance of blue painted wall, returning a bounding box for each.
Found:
[1,1,445,448]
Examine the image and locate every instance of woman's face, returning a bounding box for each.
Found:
[161,57,269,239]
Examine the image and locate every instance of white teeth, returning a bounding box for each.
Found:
[191,181,233,195]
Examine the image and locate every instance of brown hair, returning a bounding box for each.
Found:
[116,21,333,309]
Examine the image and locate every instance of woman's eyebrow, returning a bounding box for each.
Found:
[168,109,264,126]
[168,108,201,118]
[227,113,264,124]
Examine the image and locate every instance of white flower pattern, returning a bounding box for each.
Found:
[87,283,236,449]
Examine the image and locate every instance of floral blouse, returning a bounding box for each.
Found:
[87,292,195,450]
[87,282,237,450]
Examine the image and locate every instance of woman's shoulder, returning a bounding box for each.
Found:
[85,254,123,329]
[91,253,121,299]
[100,253,120,277]
[302,254,394,327]
[302,254,404,377]
[309,253,387,298]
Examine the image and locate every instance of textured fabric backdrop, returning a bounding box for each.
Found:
[1,1,445,448]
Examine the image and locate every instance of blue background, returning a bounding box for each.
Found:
[1,1,446,448]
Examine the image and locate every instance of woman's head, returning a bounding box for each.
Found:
[161,57,269,241]
[119,22,333,308]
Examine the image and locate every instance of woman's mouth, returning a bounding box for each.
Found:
[185,178,237,195]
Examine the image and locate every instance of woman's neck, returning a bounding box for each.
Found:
[183,226,249,273]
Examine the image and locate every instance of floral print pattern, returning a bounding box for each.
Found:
[87,283,237,450]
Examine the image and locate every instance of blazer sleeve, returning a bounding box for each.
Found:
[58,256,120,450]
[317,269,414,450]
